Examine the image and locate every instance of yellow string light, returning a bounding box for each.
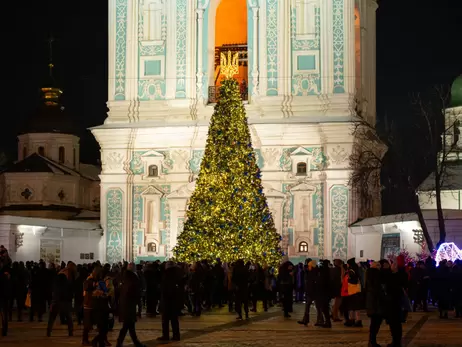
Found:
[172,79,283,267]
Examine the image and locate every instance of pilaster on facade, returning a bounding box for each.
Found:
[358,0,378,124]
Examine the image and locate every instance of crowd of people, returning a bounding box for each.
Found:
[1,244,462,347]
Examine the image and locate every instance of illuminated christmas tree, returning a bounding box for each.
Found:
[173,52,283,266]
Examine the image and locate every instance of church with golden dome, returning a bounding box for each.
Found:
[0,46,102,264]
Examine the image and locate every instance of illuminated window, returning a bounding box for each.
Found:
[58,146,65,164]
[148,165,159,177]
[299,241,308,253]
[147,242,157,253]
[38,146,45,156]
[296,162,307,175]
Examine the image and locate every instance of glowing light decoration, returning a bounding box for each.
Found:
[435,242,462,263]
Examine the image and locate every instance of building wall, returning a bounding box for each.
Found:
[96,0,379,263]
[0,173,100,217]
[419,190,462,211]
[106,0,377,122]
[12,227,103,264]
[94,123,355,263]
[351,219,462,261]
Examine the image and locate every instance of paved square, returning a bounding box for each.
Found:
[0,304,460,347]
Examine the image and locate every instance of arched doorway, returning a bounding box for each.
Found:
[207,0,248,103]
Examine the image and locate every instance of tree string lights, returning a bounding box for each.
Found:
[172,77,283,267]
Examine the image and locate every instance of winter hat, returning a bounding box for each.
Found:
[347,258,356,267]
[308,260,317,268]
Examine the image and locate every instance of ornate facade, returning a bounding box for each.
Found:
[92,0,378,264]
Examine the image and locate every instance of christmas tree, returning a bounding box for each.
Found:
[173,52,283,267]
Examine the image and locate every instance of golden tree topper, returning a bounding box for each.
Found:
[220,51,239,79]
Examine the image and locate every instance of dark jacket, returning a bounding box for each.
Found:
[304,267,318,298]
[232,262,249,293]
[160,264,183,313]
[365,267,382,316]
[0,266,12,304]
[330,265,342,297]
[52,272,74,303]
[118,270,141,323]
[318,265,331,299]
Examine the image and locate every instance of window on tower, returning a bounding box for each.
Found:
[147,242,157,253]
[59,146,65,164]
[148,165,159,177]
[142,0,163,42]
[296,162,307,175]
[38,146,45,156]
[299,241,309,253]
[295,0,318,39]
[23,146,27,159]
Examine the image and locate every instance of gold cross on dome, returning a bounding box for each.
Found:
[220,51,239,79]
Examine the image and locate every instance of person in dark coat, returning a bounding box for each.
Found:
[232,259,249,320]
[46,262,77,337]
[29,261,48,322]
[435,260,452,318]
[144,262,161,317]
[116,268,145,347]
[8,261,28,322]
[278,261,294,318]
[366,259,404,347]
[330,259,344,321]
[298,259,322,326]
[0,260,12,336]
[365,261,383,347]
[157,261,182,341]
[315,260,332,328]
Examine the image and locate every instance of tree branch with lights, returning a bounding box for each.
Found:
[172,52,283,266]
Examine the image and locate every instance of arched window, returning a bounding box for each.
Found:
[147,242,157,253]
[38,146,45,156]
[58,146,65,164]
[148,165,159,177]
[23,146,27,159]
[296,162,307,175]
[299,241,309,253]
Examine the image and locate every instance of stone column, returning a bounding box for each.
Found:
[344,0,356,95]
[267,197,284,235]
[166,199,187,258]
[126,0,138,100]
[320,0,333,94]
[100,176,129,264]
[196,8,205,103]
[251,6,260,99]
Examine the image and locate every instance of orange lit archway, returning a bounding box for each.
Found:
[209,0,248,101]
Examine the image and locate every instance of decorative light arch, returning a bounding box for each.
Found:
[435,242,462,264]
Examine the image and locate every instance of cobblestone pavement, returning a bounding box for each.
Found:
[1,304,460,347]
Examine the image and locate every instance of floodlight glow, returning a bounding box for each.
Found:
[435,242,462,263]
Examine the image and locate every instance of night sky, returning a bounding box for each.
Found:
[6,0,462,212]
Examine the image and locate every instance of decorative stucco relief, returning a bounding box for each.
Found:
[330,185,349,259]
[106,189,124,264]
